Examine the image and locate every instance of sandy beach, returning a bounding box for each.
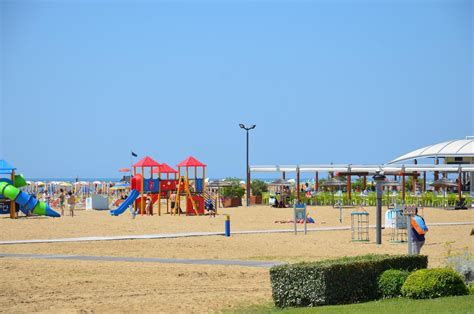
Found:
[0,204,472,312]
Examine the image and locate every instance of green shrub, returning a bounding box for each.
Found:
[221,177,245,198]
[470,283,474,295]
[401,268,469,299]
[270,254,428,308]
[378,269,410,298]
[250,179,268,196]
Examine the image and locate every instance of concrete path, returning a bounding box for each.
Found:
[0,252,284,268]
[0,222,472,245]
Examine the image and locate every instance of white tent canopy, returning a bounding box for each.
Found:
[388,137,474,164]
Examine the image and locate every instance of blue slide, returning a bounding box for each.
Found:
[109,190,140,216]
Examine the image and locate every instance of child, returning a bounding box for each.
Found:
[145,193,152,216]
[59,188,66,216]
[67,191,76,217]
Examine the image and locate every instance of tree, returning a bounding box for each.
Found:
[222,177,245,199]
[250,179,268,196]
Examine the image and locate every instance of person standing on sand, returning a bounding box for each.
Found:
[58,188,66,216]
[410,208,428,254]
[145,193,152,216]
[170,191,177,212]
[67,191,76,217]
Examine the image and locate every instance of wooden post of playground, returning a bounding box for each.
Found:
[185,166,189,213]
[140,166,145,216]
[133,166,137,213]
[157,165,161,216]
[194,167,197,193]
[166,173,170,214]
[363,176,367,190]
[202,166,206,194]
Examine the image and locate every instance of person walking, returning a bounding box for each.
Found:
[170,191,177,213]
[58,188,66,216]
[145,193,152,216]
[410,208,428,254]
[67,191,76,217]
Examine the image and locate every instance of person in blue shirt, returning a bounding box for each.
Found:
[410,208,428,254]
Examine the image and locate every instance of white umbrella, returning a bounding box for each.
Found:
[93,181,102,185]
[35,181,45,186]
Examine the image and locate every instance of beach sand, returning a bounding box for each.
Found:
[0,204,472,312]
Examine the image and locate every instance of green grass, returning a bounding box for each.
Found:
[232,295,474,313]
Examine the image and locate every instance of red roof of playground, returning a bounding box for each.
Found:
[133,156,160,167]
[177,156,206,167]
[152,163,178,174]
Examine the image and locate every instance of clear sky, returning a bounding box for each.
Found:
[1,0,472,179]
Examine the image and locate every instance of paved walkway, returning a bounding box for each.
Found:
[0,252,284,268]
[0,222,472,245]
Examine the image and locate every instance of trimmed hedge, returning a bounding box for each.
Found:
[378,269,410,298]
[401,268,469,299]
[270,254,427,308]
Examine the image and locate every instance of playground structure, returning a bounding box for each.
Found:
[110,156,215,217]
[350,208,369,242]
[0,160,60,218]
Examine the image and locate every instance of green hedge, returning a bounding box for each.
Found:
[270,254,428,308]
[378,269,410,298]
[401,268,469,299]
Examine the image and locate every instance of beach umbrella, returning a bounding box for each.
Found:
[119,168,130,172]
[93,181,102,185]
[429,178,457,188]
[35,181,45,186]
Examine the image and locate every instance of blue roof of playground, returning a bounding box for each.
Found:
[0,160,16,174]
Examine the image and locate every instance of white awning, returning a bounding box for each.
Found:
[388,137,474,164]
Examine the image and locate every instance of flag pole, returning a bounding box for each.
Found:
[130,150,133,184]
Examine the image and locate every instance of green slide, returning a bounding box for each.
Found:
[0,181,60,217]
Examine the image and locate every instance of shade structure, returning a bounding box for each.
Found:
[389,137,474,164]
[118,168,130,172]
[429,178,458,188]
[133,156,160,168]
[152,162,177,174]
[177,156,206,167]
[321,178,347,187]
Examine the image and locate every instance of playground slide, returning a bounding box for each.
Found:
[109,189,140,216]
[0,182,60,217]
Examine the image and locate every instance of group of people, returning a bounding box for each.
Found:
[56,189,76,217]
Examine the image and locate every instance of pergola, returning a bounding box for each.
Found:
[250,137,474,202]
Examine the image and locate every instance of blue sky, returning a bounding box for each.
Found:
[1,0,472,179]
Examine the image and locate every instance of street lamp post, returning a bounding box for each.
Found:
[239,124,256,207]
[373,171,386,245]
